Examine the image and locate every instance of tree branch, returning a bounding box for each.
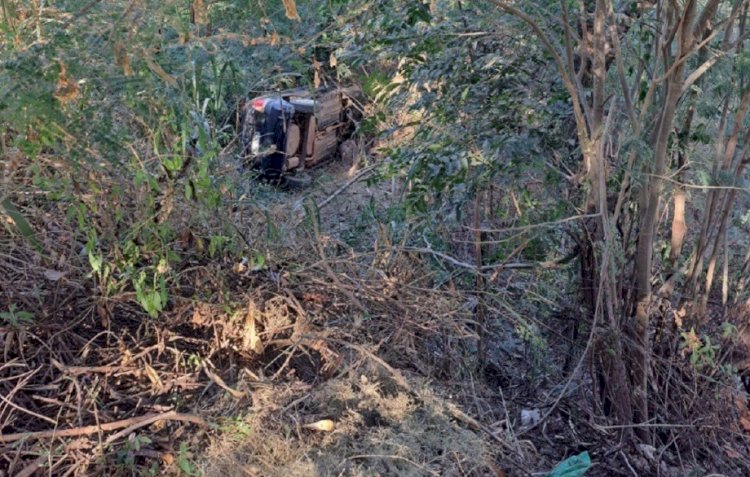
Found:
[487,0,591,146]
[0,411,206,444]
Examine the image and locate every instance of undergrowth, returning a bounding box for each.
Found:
[4,1,750,476]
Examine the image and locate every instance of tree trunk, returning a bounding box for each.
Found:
[631,0,698,435]
[669,99,695,269]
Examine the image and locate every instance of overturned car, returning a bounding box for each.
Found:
[239,85,363,185]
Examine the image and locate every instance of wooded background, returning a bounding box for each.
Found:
[3,0,750,475]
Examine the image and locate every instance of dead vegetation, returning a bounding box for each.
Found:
[4,149,750,476]
[6,1,750,476]
[3,93,750,476]
[0,158,513,475]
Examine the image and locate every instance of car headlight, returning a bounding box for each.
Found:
[251,133,261,155]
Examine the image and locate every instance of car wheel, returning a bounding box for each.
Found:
[283,172,313,189]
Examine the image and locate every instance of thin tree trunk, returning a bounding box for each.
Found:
[631,0,698,435]
[690,88,750,305]
[700,143,750,311]
[685,97,730,294]
[734,242,750,302]
[474,193,487,369]
[702,189,737,312]
[722,231,729,306]
[669,96,695,269]
[686,6,749,295]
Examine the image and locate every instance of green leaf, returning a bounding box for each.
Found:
[185,180,194,201]
[16,310,34,323]
[1,198,44,252]
[209,235,227,257]
[251,252,266,271]
[88,251,103,274]
[163,155,183,172]
[150,290,162,315]
[548,452,591,477]
[158,275,168,309]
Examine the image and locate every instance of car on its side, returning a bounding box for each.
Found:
[239,85,363,186]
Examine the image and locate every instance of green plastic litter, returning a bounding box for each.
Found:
[548,451,592,477]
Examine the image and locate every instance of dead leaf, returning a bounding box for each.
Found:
[162,453,175,465]
[156,258,170,274]
[741,415,750,432]
[114,41,133,76]
[97,303,110,328]
[191,307,206,326]
[145,56,177,87]
[487,462,506,477]
[673,307,686,329]
[243,303,264,354]
[54,61,79,104]
[726,446,743,459]
[144,364,164,390]
[152,417,167,431]
[313,69,320,89]
[329,53,337,68]
[67,438,93,451]
[176,229,193,251]
[681,328,701,358]
[735,395,750,416]
[232,259,248,274]
[244,466,262,477]
[302,419,335,432]
[302,292,326,304]
[282,0,301,21]
[43,269,65,281]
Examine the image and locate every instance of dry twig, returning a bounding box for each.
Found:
[0,411,206,444]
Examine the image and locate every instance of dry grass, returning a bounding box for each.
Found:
[0,152,518,475]
[4,145,750,477]
[204,369,498,477]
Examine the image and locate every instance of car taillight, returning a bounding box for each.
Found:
[252,98,266,112]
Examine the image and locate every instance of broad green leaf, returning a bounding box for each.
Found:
[88,251,103,274]
[1,198,43,252]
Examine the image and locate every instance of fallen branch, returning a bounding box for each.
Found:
[293,164,376,226]
[0,411,206,444]
[15,455,47,477]
[335,340,534,477]
[202,361,247,399]
[411,237,577,275]
[316,164,376,211]
[102,412,204,445]
[52,358,136,376]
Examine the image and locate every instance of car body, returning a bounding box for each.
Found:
[239,85,362,184]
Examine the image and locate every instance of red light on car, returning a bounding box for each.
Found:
[252,98,266,112]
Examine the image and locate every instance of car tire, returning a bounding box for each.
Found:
[283,173,313,189]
